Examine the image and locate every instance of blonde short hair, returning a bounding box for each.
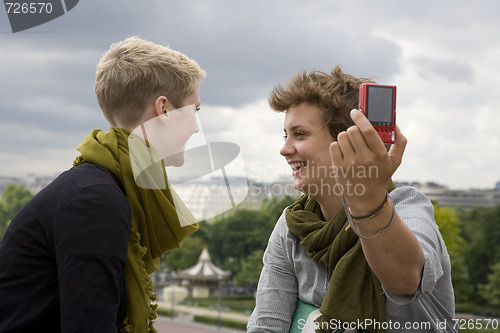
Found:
[95,36,206,128]
[269,65,374,140]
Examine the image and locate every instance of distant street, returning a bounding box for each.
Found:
[155,316,246,333]
[154,302,248,333]
[155,319,218,333]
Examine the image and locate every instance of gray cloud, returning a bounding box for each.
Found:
[1,0,499,188]
[412,56,475,83]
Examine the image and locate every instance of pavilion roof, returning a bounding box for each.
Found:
[178,247,231,281]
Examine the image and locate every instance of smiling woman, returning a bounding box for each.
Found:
[247,65,456,333]
[280,102,336,199]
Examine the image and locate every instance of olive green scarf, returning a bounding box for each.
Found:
[286,182,395,333]
[73,127,198,332]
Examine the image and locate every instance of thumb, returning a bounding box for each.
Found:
[387,125,407,169]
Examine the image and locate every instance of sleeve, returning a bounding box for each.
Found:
[54,184,131,333]
[247,214,299,333]
[384,186,448,304]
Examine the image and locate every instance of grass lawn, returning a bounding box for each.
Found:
[181,296,255,314]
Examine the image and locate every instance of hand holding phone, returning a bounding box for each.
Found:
[358,83,397,144]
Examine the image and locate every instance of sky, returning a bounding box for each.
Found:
[0,0,499,190]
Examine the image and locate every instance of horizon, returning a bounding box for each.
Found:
[1,172,499,192]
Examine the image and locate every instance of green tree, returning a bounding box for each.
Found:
[433,203,472,301]
[234,249,265,288]
[433,203,463,256]
[205,209,275,275]
[260,195,297,222]
[162,236,205,273]
[0,184,33,239]
[458,204,500,303]
[478,261,500,306]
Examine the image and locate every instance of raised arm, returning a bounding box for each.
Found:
[329,109,424,296]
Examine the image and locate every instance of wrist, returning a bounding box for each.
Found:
[350,193,389,221]
[343,196,396,240]
[355,199,394,234]
[346,190,388,217]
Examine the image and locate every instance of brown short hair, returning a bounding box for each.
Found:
[95,36,206,128]
[269,65,374,140]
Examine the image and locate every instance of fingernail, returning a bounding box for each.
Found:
[350,109,360,117]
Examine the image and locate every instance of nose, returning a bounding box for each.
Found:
[280,138,294,157]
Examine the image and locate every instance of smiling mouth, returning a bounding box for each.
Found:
[290,161,307,174]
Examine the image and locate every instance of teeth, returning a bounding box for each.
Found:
[290,162,306,170]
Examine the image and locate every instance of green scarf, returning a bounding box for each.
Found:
[285,182,396,333]
[73,127,198,332]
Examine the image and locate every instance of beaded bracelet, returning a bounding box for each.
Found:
[343,195,395,240]
[351,193,390,222]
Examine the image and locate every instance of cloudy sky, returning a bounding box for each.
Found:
[1,0,499,189]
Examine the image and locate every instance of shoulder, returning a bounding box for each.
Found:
[29,163,131,229]
[389,185,441,242]
[390,185,432,206]
[56,163,129,217]
[275,209,289,234]
[58,162,124,191]
[272,208,302,244]
[267,208,304,262]
[51,165,131,251]
[44,163,127,206]
[8,163,129,228]
[390,186,435,222]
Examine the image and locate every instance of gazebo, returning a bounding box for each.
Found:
[178,246,231,298]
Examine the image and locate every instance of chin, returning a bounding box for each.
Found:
[293,178,307,194]
[294,177,329,198]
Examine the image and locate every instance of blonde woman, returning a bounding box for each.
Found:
[0,37,205,332]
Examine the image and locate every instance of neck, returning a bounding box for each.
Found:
[312,193,343,221]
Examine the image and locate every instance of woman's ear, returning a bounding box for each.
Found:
[153,96,171,117]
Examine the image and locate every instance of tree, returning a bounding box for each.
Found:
[234,249,264,288]
[161,236,205,273]
[458,204,500,303]
[478,261,500,306]
[433,203,472,301]
[433,203,463,256]
[260,195,297,222]
[0,184,33,239]
[204,209,275,275]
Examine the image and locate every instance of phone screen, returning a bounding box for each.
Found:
[366,86,394,126]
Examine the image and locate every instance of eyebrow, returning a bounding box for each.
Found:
[284,124,309,133]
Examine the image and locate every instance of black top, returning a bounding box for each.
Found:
[0,162,131,332]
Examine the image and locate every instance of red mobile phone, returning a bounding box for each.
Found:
[358,83,397,144]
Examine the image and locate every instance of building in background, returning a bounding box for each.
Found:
[396,181,500,209]
[1,174,499,211]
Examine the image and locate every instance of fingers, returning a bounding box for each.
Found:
[349,109,387,155]
[329,141,343,165]
[331,110,377,163]
[337,131,355,158]
[332,127,370,164]
[345,126,371,156]
[332,110,406,168]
